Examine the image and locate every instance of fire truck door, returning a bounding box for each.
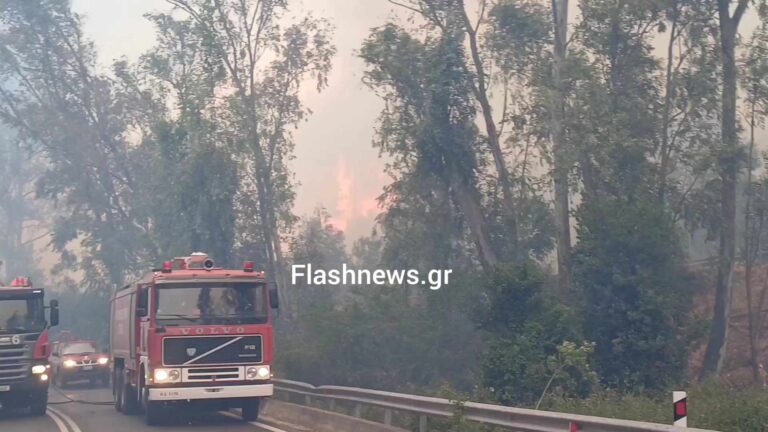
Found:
[137,286,149,355]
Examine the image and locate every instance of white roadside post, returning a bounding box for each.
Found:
[673,391,687,427]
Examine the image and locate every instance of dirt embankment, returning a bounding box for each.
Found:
[688,263,768,386]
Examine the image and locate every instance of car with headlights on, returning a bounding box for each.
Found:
[50,340,110,388]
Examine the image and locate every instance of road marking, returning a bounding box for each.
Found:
[47,406,83,432]
[219,410,287,432]
[46,409,69,432]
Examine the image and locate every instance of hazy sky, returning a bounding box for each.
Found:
[71,0,398,244]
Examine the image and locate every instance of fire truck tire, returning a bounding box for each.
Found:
[29,391,48,416]
[113,370,123,412]
[144,401,163,425]
[120,373,139,415]
[242,398,261,421]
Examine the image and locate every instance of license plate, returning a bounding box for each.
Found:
[82,366,93,371]
[0,385,9,392]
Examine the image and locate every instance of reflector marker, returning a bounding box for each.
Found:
[673,391,687,427]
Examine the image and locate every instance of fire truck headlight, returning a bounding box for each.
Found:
[40,374,48,382]
[246,366,270,380]
[31,365,46,374]
[153,368,180,383]
[97,357,109,365]
[63,360,77,368]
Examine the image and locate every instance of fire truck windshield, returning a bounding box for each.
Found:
[155,282,268,325]
[0,296,45,333]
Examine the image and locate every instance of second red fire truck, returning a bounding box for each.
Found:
[0,277,59,415]
[110,253,277,425]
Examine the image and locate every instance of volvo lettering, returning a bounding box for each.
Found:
[109,253,278,425]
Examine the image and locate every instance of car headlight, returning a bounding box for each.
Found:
[97,357,109,365]
[153,368,180,383]
[31,365,46,374]
[246,365,270,380]
[63,360,77,368]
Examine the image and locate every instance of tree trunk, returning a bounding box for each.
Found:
[745,93,759,383]
[658,4,678,202]
[701,4,743,378]
[458,2,519,258]
[550,0,572,296]
[449,170,499,270]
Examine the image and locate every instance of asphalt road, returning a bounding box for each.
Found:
[0,381,290,432]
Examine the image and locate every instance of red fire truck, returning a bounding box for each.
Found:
[110,253,278,425]
[0,277,59,415]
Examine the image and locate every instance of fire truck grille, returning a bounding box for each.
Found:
[163,335,263,366]
[183,366,243,382]
[0,334,37,383]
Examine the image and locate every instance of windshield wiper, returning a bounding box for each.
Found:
[0,327,31,333]
[199,313,263,318]
[156,314,199,322]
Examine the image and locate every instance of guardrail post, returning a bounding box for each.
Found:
[384,409,392,425]
[419,415,427,432]
[353,403,362,418]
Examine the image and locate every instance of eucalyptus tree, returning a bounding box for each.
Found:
[165,0,335,316]
[0,128,46,281]
[700,0,753,380]
[388,0,521,259]
[360,23,498,270]
[115,12,238,265]
[550,0,571,295]
[0,0,150,286]
[738,17,768,383]
[288,208,349,311]
[565,0,696,391]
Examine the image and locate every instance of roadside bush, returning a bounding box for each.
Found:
[549,381,768,431]
[474,263,591,406]
[572,197,693,392]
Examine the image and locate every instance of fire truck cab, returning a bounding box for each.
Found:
[0,277,59,415]
[110,253,277,425]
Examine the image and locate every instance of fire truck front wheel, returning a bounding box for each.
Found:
[29,390,48,416]
[241,397,261,421]
[113,369,122,412]
[116,369,138,415]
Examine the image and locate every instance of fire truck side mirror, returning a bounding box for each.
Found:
[269,289,279,309]
[49,300,59,327]
[136,307,148,317]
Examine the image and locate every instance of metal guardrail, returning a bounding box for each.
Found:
[273,379,717,432]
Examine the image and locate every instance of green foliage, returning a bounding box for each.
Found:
[0,128,46,282]
[550,381,768,431]
[486,0,551,76]
[474,263,588,406]
[277,281,482,392]
[360,22,488,270]
[51,280,111,347]
[427,390,497,432]
[288,208,349,310]
[573,196,692,391]
[543,341,600,403]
